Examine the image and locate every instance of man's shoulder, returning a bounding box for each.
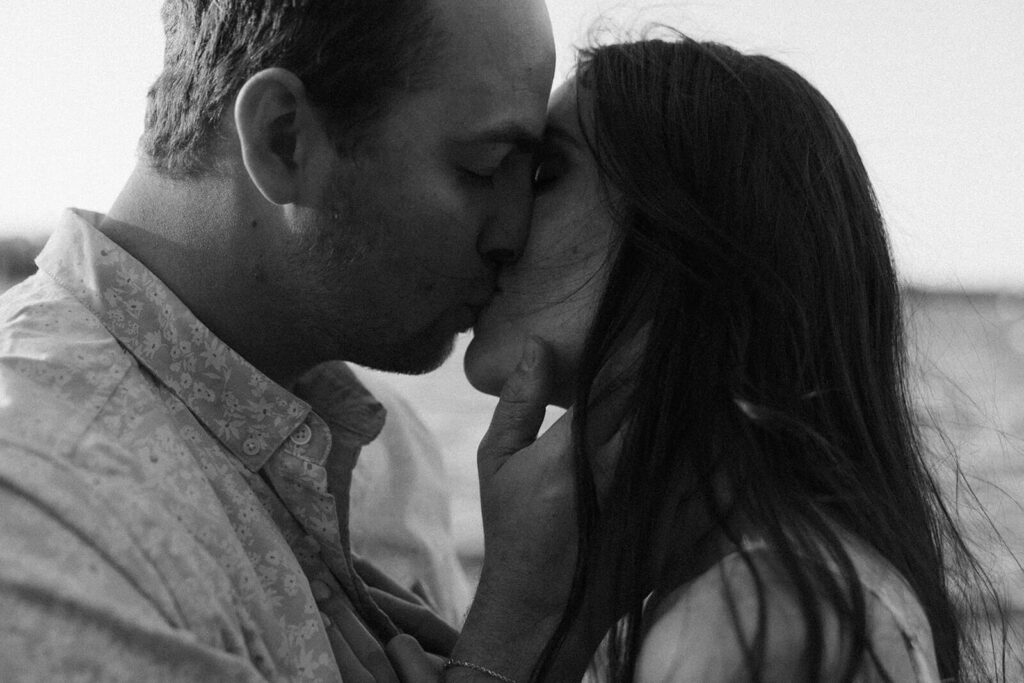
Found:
[0,273,135,456]
[0,270,109,344]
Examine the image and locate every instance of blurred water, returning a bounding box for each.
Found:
[358,334,497,567]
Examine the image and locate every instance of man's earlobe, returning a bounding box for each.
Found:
[235,68,313,206]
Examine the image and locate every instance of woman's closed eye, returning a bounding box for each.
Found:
[532,156,563,194]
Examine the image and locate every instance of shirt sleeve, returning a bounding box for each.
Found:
[0,448,270,683]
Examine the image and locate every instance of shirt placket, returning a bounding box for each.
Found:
[262,415,399,645]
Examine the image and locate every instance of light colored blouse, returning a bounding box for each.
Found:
[585,528,942,683]
[623,530,941,682]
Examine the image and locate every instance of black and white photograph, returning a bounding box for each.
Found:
[1,1,1021,680]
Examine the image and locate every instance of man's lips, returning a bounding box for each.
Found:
[455,301,488,332]
[461,280,506,328]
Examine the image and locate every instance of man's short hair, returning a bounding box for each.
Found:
[141,0,445,177]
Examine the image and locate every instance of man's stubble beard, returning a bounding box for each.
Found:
[279,203,457,376]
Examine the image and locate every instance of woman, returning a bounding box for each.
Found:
[464,35,991,682]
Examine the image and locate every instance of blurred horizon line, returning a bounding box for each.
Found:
[2,228,1024,296]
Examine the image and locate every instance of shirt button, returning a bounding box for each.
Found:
[290,423,312,445]
[309,579,332,602]
[242,438,261,456]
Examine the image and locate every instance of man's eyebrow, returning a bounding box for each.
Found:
[462,123,544,153]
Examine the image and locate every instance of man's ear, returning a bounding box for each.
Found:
[234,68,328,205]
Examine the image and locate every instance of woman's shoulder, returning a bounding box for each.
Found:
[636,532,941,682]
[836,530,943,682]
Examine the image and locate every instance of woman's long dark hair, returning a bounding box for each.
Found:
[534,36,994,681]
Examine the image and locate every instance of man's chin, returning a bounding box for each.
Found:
[354,333,457,376]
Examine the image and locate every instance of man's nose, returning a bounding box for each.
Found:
[478,153,533,267]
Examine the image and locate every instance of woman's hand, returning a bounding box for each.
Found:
[451,338,635,681]
[450,338,578,680]
[476,338,578,614]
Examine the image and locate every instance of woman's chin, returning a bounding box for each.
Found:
[464,333,579,410]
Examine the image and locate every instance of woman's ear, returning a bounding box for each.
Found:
[234,68,329,205]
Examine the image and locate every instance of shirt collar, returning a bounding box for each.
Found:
[36,209,385,469]
[294,362,387,446]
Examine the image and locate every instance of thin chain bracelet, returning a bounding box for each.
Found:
[442,658,519,683]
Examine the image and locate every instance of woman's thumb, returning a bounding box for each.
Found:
[477,337,552,474]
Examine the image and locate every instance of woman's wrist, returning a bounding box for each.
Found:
[443,658,520,683]
[448,575,564,682]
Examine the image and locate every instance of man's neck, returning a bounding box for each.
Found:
[100,164,311,390]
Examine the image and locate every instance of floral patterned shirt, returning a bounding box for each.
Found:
[0,210,460,681]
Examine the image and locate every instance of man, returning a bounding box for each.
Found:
[0,0,559,679]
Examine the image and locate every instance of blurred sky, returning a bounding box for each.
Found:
[1,1,1021,288]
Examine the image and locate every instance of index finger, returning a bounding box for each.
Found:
[477,337,553,477]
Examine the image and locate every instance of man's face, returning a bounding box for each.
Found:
[286,0,555,374]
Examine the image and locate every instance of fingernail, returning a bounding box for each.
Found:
[519,337,539,371]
